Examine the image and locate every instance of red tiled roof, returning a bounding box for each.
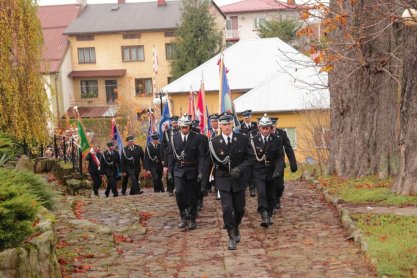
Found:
[221,0,298,13]
[37,4,81,73]
[68,70,127,78]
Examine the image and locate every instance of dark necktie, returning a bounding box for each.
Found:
[227,136,231,153]
[183,136,187,145]
[263,137,267,148]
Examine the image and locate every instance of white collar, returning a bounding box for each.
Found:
[261,135,269,141]
[222,133,233,143]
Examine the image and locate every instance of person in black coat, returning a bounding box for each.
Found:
[271,117,297,209]
[240,110,258,197]
[167,115,205,230]
[209,113,255,250]
[100,142,120,197]
[144,133,164,192]
[85,145,102,197]
[161,116,179,196]
[251,114,285,227]
[121,136,145,195]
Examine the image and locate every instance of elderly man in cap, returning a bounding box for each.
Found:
[208,113,220,139]
[270,117,297,209]
[209,112,255,250]
[251,114,285,227]
[100,141,120,197]
[121,135,145,195]
[167,115,205,230]
[144,132,164,193]
[161,115,180,196]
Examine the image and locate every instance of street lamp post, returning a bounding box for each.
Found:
[152,90,167,115]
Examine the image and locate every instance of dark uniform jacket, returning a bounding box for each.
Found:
[86,152,101,173]
[251,133,285,180]
[210,132,255,192]
[144,143,162,171]
[240,121,258,137]
[121,145,144,174]
[100,150,120,177]
[275,129,297,171]
[167,131,204,180]
[161,128,179,166]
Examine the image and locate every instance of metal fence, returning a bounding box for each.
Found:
[52,135,84,175]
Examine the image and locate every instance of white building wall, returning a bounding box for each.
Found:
[59,49,74,114]
[227,10,300,41]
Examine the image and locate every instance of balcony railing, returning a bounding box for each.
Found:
[225,29,239,39]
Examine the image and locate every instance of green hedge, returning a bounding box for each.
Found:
[0,182,39,250]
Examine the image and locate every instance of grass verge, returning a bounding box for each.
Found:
[351,214,417,278]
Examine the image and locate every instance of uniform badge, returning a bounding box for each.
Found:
[220,151,224,155]
[234,137,237,142]
[260,149,263,153]
[220,139,223,143]
[258,138,261,142]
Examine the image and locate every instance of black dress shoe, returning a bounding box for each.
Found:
[169,192,174,196]
[138,191,144,195]
[260,211,269,228]
[235,227,241,243]
[267,216,273,225]
[250,188,256,197]
[188,219,197,230]
[227,229,237,250]
[178,217,187,228]
[276,199,281,209]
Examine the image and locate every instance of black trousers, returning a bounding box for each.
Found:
[254,177,277,215]
[166,168,175,192]
[174,176,198,219]
[122,167,140,195]
[90,170,101,195]
[219,189,245,230]
[150,165,164,192]
[105,174,118,197]
[276,169,285,200]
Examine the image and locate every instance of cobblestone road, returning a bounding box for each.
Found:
[55,181,374,277]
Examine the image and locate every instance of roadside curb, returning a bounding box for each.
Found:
[310,179,379,272]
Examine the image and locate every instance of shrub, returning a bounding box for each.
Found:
[0,182,39,250]
[0,168,55,210]
[0,132,21,160]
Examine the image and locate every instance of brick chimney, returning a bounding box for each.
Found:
[118,0,126,3]
[287,0,295,5]
[157,0,166,6]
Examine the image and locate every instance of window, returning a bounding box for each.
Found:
[283,127,297,149]
[313,128,330,149]
[135,78,153,96]
[165,43,174,59]
[164,31,175,37]
[123,33,141,39]
[80,80,98,98]
[76,34,94,41]
[253,17,266,30]
[122,45,144,62]
[78,48,96,64]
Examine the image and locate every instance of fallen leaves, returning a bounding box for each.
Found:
[139,211,152,225]
[72,200,85,219]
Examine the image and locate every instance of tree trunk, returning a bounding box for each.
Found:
[328,0,400,178]
[392,27,417,195]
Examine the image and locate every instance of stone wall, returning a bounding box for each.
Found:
[0,207,61,278]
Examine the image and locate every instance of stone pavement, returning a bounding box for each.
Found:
[54,181,375,277]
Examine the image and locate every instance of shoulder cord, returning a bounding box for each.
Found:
[123,148,134,161]
[250,137,266,162]
[102,152,113,165]
[170,132,185,161]
[146,145,157,161]
[209,140,231,173]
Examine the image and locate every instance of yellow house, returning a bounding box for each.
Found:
[63,0,226,119]
[162,38,330,163]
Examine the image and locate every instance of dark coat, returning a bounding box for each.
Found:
[100,150,120,177]
[275,129,297,171]
[85,152,101,173]
[240,121,258,137]
[121,144,144,174]
[210,132,255,192]
[251,133,285,181]
[161,128,179,166]
[167,131,205,180]
[144,143,163,171]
